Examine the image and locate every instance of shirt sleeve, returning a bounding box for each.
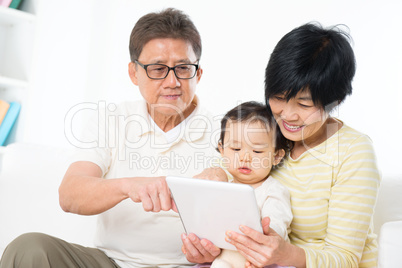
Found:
[260,179,293,240]
[69,105,112,177]
[304,135,381,268]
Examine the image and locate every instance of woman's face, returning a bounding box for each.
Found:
[269,90,329,146]
[128,38,202,119]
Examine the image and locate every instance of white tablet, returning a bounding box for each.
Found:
[166,176,262,250]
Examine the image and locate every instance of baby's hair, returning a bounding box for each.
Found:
[217,101,290,155]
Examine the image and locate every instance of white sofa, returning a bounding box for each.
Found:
[0,143,401,267]
[0,143,97,256]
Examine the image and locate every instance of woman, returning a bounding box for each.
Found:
[224,23,380,268]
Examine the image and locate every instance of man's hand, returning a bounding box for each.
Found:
[126,176,175,212]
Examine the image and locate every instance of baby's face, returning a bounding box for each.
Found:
[219,120,278,188]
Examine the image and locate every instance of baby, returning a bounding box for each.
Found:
[211,101,293,268]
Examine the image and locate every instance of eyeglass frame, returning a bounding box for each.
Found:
[134,60,199,80]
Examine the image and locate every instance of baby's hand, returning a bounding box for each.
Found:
[194,167,228,182]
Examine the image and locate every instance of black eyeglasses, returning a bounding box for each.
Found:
[134,60,199,80]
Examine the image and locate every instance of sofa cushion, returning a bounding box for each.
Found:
[0,143,96,255]
[373,175,402,235]
[378,221,402,268]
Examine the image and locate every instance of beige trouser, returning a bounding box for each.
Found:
[0,232,120,268]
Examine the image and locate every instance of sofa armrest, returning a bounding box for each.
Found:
[0,143,96,255]
[374,176,402,234]
[378,221,402,268]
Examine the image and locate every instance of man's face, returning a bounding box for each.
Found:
[129,38,202,119]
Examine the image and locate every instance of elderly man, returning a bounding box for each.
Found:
[0,8,222,268]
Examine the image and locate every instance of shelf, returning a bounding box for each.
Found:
[0,0,36,146]
[0,6,35,26]
[0,75,28,89]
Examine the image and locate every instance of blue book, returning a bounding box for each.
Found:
[9,0,23,9]
[0,102,21,146]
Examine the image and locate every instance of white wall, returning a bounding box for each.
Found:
[26,0,402,177]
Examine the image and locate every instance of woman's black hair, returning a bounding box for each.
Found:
[265,22,356,111]
[217,101,291,155]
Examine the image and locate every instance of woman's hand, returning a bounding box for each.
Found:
[193,167,228,182]
[181,233,221,263]
[226,217,296,268]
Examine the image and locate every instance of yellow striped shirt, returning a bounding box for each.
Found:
[270,123,380,268]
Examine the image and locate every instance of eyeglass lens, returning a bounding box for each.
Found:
[147,64,196,79]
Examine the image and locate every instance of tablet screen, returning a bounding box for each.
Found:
[166,176,262,250]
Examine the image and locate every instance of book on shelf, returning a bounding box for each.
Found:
[0,0,23,8]
[0,99,10,125]
[0,0,12,7]
[0,101,21,146]
[9,0,23,9]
